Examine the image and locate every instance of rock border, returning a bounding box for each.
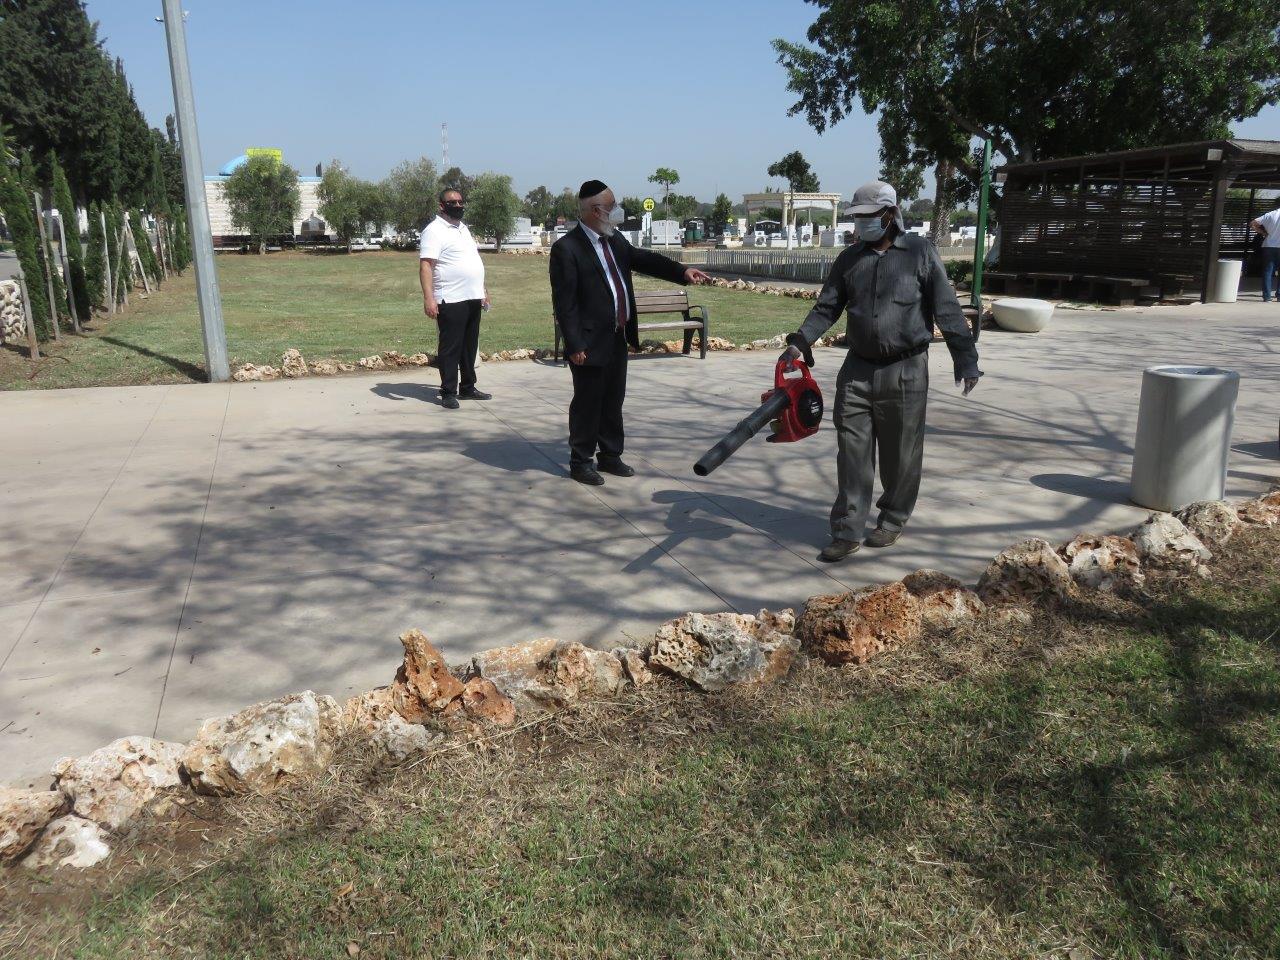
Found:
[4,490,1276,869]
[229,332,851,383]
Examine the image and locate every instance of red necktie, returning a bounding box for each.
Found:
[599,236,628,330]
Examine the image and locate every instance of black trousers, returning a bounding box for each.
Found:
[436,299,482,395]
[569,330,628,466]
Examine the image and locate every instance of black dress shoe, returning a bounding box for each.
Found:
[441,394,460,409]
[570,464,605,485]
[459,387,492,400]
[818,539,861,562]
[596,458,635,477]
[865,526,901,548]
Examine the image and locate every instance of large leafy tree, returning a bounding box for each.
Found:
[318,161,382,249]
[439,166,475,197]
[382,156,437,232]
[711,193,734,232]
[551,186,578,223]
[222,155,301,253]
[776,0,1280,238]
[666,193,699,221]
[467,172,521,252]
[767,151,820,193]
[647,167,680,220]
[522,185,554,227]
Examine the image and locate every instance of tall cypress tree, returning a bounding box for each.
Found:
[51,152,89,313]
[0,130,52,338]
[19,150,65,326]
[85,199,106,311]
[105,202,123,305]
[128,208,160,285]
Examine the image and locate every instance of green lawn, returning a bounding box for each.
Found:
[0,251,812,391]
[5,530,1278,959]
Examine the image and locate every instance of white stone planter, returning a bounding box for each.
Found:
[992,297,1054,333]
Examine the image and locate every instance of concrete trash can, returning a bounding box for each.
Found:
[1130,365,1239,512]
[1209,258,1242,303]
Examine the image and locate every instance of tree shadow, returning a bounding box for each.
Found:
[99,336,206,380]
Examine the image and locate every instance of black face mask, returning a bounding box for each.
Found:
[443,204,465,220]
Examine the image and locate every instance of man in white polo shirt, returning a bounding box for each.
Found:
[420,188,490,409]
[1250,203,1280,304]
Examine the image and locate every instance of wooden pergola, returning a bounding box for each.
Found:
[993,139,1280,303]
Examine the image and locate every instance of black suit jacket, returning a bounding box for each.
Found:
[549,225,688,366]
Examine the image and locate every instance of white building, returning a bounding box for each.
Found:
[204,152,333,248]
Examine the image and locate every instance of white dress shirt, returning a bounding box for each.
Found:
[419,216,486,301]
[578,222,630,320]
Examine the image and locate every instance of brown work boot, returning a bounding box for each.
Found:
[865,526,901,548]
[818,538,861,563]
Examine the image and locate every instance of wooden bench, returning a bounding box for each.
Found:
[553,288,710,362]
[1078,275,1152,306]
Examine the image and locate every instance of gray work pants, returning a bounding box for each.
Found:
[830,351,929,539]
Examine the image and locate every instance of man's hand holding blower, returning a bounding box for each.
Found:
[694,180,983,563]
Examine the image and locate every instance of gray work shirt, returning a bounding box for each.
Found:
[797,233,982,381]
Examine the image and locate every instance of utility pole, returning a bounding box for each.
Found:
[160,0,229,382]
[970,138,993,316]
[441,122,449,171]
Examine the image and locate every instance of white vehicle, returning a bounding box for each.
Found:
[647,219,682,246]
[349,237,377,251]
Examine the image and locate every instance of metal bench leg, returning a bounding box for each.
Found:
[700,314,708,359]
[682,327,694,355]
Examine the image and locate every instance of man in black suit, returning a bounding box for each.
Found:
[550,180,710,485]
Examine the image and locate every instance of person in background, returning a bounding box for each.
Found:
[549,179,710,485]
[1250,203,1280,303]
[420,188,490,409]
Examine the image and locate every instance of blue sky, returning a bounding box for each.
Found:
[86,0,1278,204]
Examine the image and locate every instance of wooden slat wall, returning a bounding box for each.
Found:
[1001,181,1233,281]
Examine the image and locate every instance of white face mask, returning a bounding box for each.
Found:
[608,203,625,226]
[854,214,888,243]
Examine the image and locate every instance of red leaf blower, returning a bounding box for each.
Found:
[693,358,824,476]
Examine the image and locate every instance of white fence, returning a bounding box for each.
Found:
[703,249,840,282]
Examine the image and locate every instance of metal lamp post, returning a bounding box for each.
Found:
[160,0,229,382]
[971,138,993,312]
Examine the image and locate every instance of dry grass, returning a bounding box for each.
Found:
[3,529,1278,959]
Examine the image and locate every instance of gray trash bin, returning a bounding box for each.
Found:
[1130,365,1239,512]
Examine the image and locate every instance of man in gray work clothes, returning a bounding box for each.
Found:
[783,181,982,562]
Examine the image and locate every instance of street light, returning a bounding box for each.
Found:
[159,1,228,382]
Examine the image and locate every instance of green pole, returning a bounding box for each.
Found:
[971,137,993,312]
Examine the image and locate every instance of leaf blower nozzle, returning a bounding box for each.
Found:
[692,358,823,477]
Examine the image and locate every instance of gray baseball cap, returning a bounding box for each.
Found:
[848,180,898,215]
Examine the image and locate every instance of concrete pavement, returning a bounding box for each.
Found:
[2,299,1277,786]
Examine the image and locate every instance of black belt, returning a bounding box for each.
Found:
[853,342,929,366]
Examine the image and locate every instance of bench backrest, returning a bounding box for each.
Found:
[634,289,691,315]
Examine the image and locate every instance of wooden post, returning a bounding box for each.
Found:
[156,218,170,278]
[15,273,40,360]
[115,227,130,308]
[32,192,62,340]
[55,212,82,333]
[124,218,154,293]
[100,210,114,315]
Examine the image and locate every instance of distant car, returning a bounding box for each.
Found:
[349,237,376,251]
[369,234,386,247]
